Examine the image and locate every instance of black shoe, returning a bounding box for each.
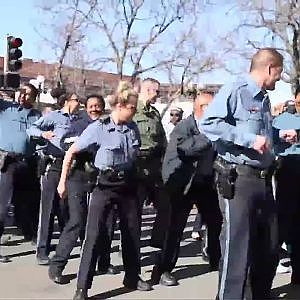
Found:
[37,255,49,265]
[160,272,178,286]
[98,264,117,275]
[48,268,70,285]
[0,255,10,263]
[123,277,152,291]
[73,288,88,300]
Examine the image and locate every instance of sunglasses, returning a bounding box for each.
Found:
[170,113,181,117]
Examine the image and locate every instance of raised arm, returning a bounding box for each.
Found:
[200,84,262,150]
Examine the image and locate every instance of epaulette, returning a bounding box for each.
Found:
[235,77,248,90]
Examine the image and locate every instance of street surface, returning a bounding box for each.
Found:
[0,209,298,299]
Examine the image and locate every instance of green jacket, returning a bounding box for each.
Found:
[133,101,167,156]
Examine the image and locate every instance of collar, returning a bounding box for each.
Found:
[107,115,130,133]
[59,108,70,116]
[137,100,147,111]
[59,109,78,120]
[17,105,35,115]
[245,74,263,98]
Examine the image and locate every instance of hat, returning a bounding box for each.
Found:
[170,106,183,114]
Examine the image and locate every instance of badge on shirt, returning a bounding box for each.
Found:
[249,106,260,113]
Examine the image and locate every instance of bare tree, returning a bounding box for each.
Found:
[222,0,300,92]
[71,0,203,81]
[36,0,89,87]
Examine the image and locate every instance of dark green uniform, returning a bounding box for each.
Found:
[133,101,167,207]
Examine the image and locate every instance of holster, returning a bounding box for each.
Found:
[37,154,53,177]
[84,161,99,191]
[213,157,237,199]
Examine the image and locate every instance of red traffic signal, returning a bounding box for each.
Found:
[8,37,23,48]
[7,36,23,72]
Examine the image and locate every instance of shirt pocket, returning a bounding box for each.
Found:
[104,142,125,166]
[12,117,27,131]
[135,119,151,135]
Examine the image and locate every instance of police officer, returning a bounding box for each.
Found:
[27,92,79,265]
[57,82,152,300]
[272,87,300,284]
[48,94,117,284]
[151,91,221,286]
[0,84,41,261]
[200,48,284,299]
[133,78,167,209]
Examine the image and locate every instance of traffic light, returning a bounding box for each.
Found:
[7,36,23,72]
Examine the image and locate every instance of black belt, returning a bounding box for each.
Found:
[236,164,271,179]
[97,167,135,184]
[0,149,24,160]
[99,168,127,180]
[215,157,273,180]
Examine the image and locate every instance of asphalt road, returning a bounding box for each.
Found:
[0,209,297,300]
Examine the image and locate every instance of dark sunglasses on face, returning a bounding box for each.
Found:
[170,113,181,117]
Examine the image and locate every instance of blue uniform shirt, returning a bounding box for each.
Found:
[199,75,274,169]
[27,109,77,157]
[0,99,41,155]
[75,115,141,171]
[273,112,300,156]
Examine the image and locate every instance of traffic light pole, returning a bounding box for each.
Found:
[3,35,8,88]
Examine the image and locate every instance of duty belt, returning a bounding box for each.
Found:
[99,167,127,181]
[236,164,272,179]
[0,149,24,160]
[214,157,274,180]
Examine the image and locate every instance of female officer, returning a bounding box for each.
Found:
[57,82,152,300]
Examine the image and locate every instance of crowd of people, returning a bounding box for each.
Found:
[0,47,300,300]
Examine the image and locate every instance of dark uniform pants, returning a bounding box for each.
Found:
[77,183,140,290]
[276,157,300,282]
[136,156,163,209]
[50,172,117,272]
[37,169,67,257]
[0,158,40,239]
[192,212,202,233]
[155,182,222,272]
[217,173,278,300]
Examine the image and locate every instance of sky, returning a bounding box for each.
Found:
[0,0,293,103]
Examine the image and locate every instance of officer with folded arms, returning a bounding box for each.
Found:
[48,94,117,284]
[57,82,152,300]
[200,48,287,300]
[0,84,41,262]
[27,92,79,265]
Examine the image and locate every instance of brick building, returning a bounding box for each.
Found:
[0,57,132,96]
[0,57,222,101]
